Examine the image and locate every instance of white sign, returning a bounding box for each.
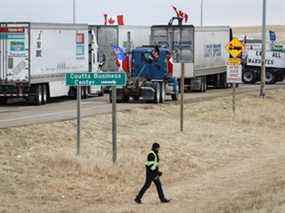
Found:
[227,64,242,83]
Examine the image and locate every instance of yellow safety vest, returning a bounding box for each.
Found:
[145,151,159,171]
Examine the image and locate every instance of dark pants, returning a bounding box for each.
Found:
[136,169,166,201]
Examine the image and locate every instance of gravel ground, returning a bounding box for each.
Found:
[0,89,285,213]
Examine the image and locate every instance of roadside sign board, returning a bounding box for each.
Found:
[227,63,242,83]
[227,58,241,65]
[65,72,127,86]
[226,38,245,58]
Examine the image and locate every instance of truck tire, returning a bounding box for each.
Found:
[171,84,179,101]
[202,77,207,92]
[82,87,88,99]
[242,70,256,84]
[34,84,43,105]
[265,70,275,84]
[0,97,7,105]
[41,84,48,105]
[154,82,160,104]
[160,82,166,103]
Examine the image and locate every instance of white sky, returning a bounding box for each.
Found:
[0,0,284,26]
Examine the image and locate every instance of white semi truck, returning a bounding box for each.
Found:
[242,42,285,84]
[0,22,101,105]
[151,25,232,91]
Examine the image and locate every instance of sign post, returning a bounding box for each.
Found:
[226,38,245,115]
[65,72,126,159]
[77,85,81,155]
[112,86,117,163]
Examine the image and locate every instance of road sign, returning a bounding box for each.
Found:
[227,58,241,65]
[226,38,245,58]
[227,63,242,83]
[65,72,127,87]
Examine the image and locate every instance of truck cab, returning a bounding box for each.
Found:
[111,46,179,103]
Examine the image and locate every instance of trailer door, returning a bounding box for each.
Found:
[0,23,29,82]
[96,26,118,71]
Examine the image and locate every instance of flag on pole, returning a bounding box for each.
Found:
[104,14,125,25]
[112,45,126,70]
[171,5,189,23]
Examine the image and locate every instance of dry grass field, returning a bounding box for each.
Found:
[0,89,285,213]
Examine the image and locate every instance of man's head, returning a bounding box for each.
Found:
[152,143,160,152]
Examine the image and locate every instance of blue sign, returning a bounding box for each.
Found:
[269,31,276,42]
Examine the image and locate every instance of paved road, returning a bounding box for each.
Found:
[0,84,284,129]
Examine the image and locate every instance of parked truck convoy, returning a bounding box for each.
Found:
[0,22,236,105]
[242,40,285,84]
[151,25,232,92]
[0,22,102,105]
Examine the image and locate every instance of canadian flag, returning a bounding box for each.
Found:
[171,5,189,23]
[104,14,125,25]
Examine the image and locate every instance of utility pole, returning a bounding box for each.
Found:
[260,0,266,97]
[73,0,76,24]
[200,0,204,26]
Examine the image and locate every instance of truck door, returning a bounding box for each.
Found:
[0,24,29,82]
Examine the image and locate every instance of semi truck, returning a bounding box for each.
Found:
[90,25,151,71]
[110,46,179,103]
[150,25,232,92]
[242,41,285,84]
[0,22,102,105]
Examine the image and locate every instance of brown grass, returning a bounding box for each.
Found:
[0,89,285,213]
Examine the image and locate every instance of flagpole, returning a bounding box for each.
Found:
[200,0,204,26]
[73,0,76,24]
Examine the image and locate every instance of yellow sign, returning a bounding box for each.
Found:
[226,38,245,58]
[227,58,241,65]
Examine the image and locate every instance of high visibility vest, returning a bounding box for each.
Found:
[145,151,159,171]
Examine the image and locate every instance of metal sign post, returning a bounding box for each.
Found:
[77,85,81,155]
[232,83,236,114]
[226,59,242,115]
[112,85,117,163]
[180,63,185,132]
[226,38,245,115]
[65,72,126,160]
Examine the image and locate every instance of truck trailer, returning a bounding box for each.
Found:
[151,25,232,92]
[0,22,101,105]
[90,25,151,72]
[242,43,285,84]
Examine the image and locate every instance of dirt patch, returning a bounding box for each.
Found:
[0,89,285,213]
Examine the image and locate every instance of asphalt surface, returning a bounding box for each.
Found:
[0,84,284,129]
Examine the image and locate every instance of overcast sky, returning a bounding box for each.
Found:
[0,0,284,26]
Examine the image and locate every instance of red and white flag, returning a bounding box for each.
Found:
[104,14,125,25]
[171,5,189,23]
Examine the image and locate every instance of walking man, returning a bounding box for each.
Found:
[134,143,170,204]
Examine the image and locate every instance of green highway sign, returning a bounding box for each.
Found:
[65,72,127,86]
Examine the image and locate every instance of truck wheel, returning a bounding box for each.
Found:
[242,70,256,84]
[0,97,7,105]
[265,71,275,84]
[202,77,207,92]
[160,82,166,103]
[171,84,179,101]
[154,83,160,104]
[34,84,43,105]
[98,87,104,97]
[82,87,88,99]
[41,84,48,105]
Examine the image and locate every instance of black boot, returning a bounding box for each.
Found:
[134,197,142,204]
[161,198,171,203]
